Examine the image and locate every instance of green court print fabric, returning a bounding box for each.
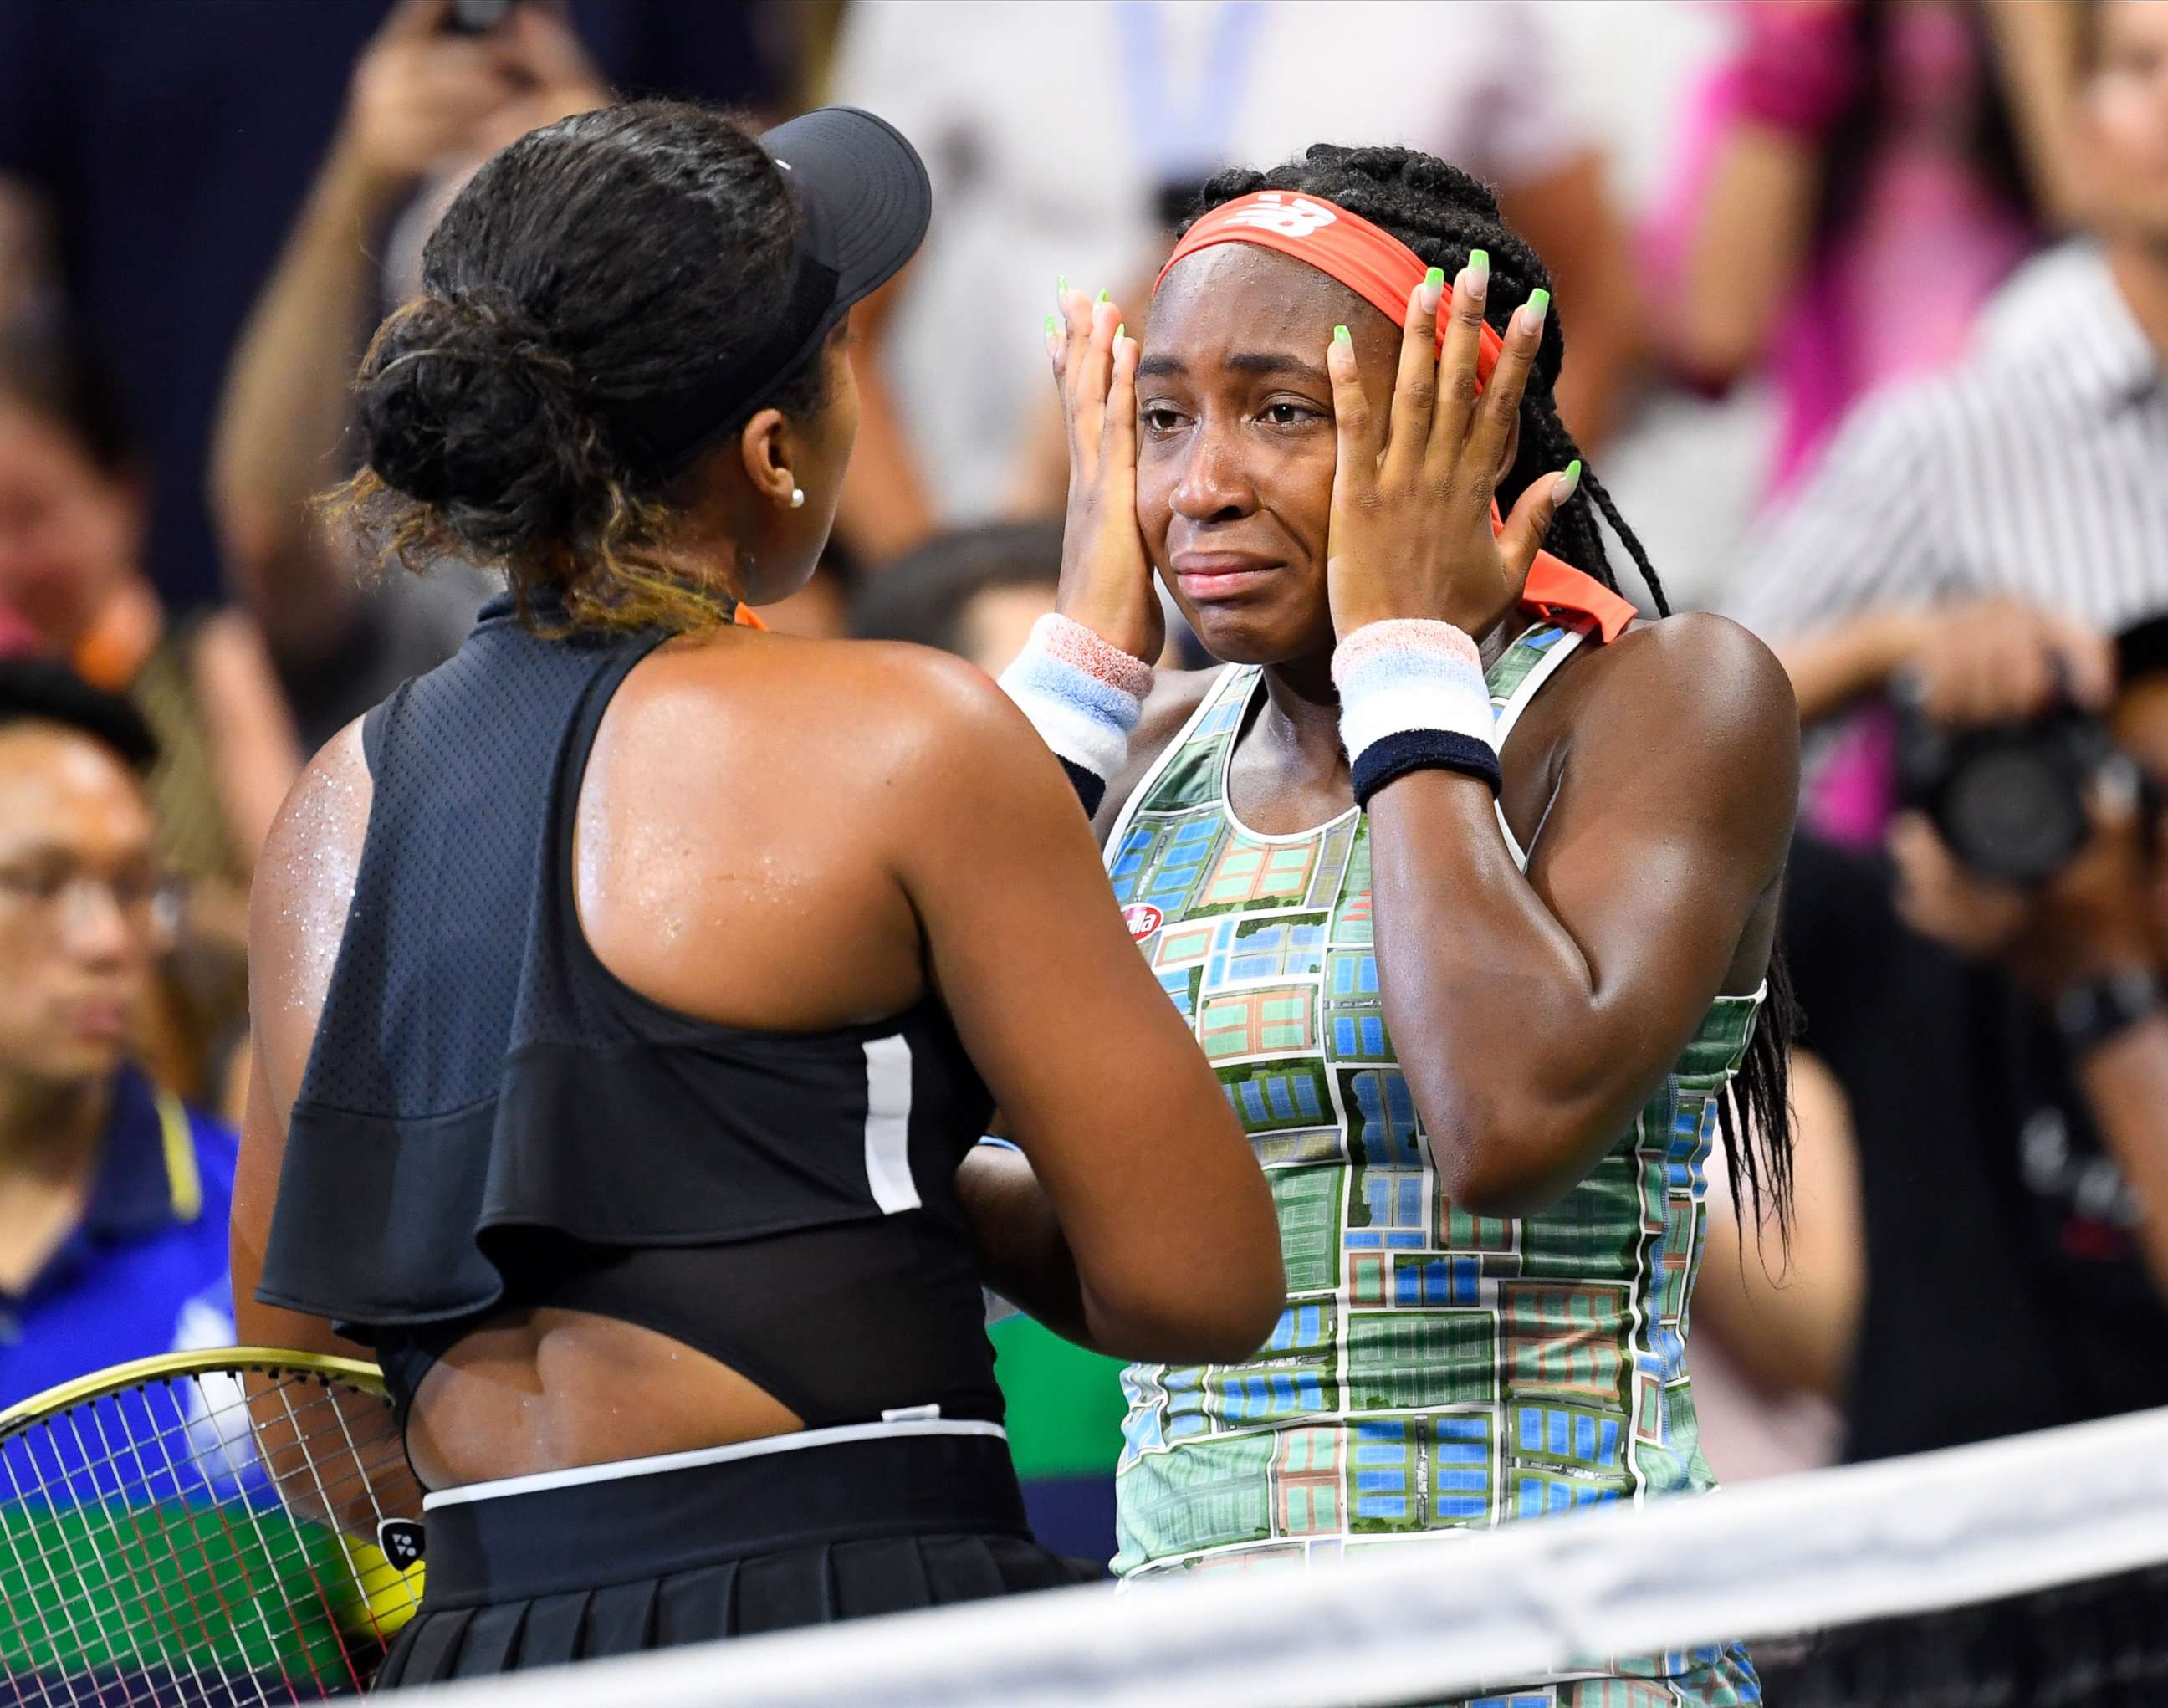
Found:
[1102,623,1765,1705]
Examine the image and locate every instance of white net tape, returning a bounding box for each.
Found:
[394,1403,2168,1705]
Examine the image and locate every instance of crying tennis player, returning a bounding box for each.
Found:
[986,140,1802,1705]
[228,100,1281,1685]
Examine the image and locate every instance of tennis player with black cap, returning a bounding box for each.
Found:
[228,101,1282,1683]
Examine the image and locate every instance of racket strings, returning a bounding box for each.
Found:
[8,1376,305,1702]
[0,1367,422,1704]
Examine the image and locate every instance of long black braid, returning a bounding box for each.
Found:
[1187,145,1798,1246]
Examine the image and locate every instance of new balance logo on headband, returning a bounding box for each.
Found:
[1219,192,1338,238]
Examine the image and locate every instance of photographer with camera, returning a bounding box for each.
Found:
[1751,608,2168,1465]
[1721,0,2168,845]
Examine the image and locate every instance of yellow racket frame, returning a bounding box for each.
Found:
[0,1347,389,1436]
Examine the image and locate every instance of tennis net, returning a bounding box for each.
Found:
[391,1403,2168,1706]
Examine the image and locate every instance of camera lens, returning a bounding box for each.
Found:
[1937,742,2089,884]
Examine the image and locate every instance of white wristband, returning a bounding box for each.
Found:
[1332,620,1500,804]
[999,614,1153,781]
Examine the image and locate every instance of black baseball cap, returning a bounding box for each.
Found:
[631,106,932,473]
[0,655,160,773]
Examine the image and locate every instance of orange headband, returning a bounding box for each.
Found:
[1152,190,1634,642]
[1154,191,1506,386]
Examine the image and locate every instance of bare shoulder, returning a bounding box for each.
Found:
[777,633,1052,753]
[1538,612,1799,886]
[255,719,371,930]
[649,629,1005,725]
[250,718,371,1097]
[1570,611,1798,759]
[650,632,1093,811]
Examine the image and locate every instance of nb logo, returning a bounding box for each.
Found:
[1222,193,1338,238]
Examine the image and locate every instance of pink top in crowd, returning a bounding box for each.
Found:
[1652,3,2036,504]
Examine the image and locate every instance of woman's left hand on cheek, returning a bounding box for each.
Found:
[1322,259,1579,640]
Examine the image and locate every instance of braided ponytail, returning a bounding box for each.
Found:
[1186,146,1796,1246]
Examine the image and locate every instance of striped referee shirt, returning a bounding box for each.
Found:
[1725,243,2168,642]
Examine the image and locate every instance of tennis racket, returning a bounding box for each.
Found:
[0,1348,426,1704]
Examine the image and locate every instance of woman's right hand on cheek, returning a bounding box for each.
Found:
[1322,262,1575,641]
[1047,286,1164,665]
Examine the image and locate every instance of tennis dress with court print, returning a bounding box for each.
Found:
[1103,618,1764,1707]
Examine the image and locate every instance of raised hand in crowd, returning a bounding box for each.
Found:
[1779,596,2115,729]
[342,0,607,194]
[1891,780,2150,986]
[210,0,606,716]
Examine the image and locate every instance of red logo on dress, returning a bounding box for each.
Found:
[1123,903,1164,942]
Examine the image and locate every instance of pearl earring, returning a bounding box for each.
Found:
[790,487,805,509]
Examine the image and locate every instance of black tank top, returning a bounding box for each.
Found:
[256,593,1003,1429]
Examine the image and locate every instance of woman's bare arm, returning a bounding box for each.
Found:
[1319,258,1801,1220]
[896,658,1282,1363]
[1368,617,1797,1216]
[833,277,938,565]
[231,723,372,1354]
[1500,151,1643,450]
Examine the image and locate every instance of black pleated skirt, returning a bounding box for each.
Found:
[374,1424,1097,1689]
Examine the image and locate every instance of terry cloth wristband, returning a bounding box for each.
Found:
[998,613,1154,817]
[1333,619,1501,807]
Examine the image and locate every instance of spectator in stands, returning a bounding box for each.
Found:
[1,323,298,907]
[0,658,238,1409]
[829,0,1642,557]
[1724,0,2168,843]
[1654,0,2073,508]
[0,321,299,1109]
[210,0,616,749]
[0,0,786,736]
[850,521,1062,672]
[1708,610,2168,1463]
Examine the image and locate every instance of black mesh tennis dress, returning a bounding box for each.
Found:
[255,592,1093,1685]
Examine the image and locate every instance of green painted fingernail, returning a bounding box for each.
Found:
[1057,274,1069,298]
[1045,314,1057,336]
[1525,287,1551,328]
[1553,458,1583,502]
[1116,322,1127,340]
[1097,288,1109,304]
[1469,248,1490,277]
[1424,266,1445,289]
[1332,325,1352,345]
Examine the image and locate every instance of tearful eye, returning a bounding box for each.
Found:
[1140,407,1185,433]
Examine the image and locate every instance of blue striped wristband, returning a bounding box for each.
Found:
[1333,619,1501,806]
[998,614,1154,816]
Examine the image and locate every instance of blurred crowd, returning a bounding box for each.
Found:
[3,0,2167,1565]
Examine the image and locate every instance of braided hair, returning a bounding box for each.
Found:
[1188,145,1798,1245]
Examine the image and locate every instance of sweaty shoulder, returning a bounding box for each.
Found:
[250,718,372,1104]
[626,630,1085,809]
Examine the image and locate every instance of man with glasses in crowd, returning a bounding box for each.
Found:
[0,657,236,1409]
